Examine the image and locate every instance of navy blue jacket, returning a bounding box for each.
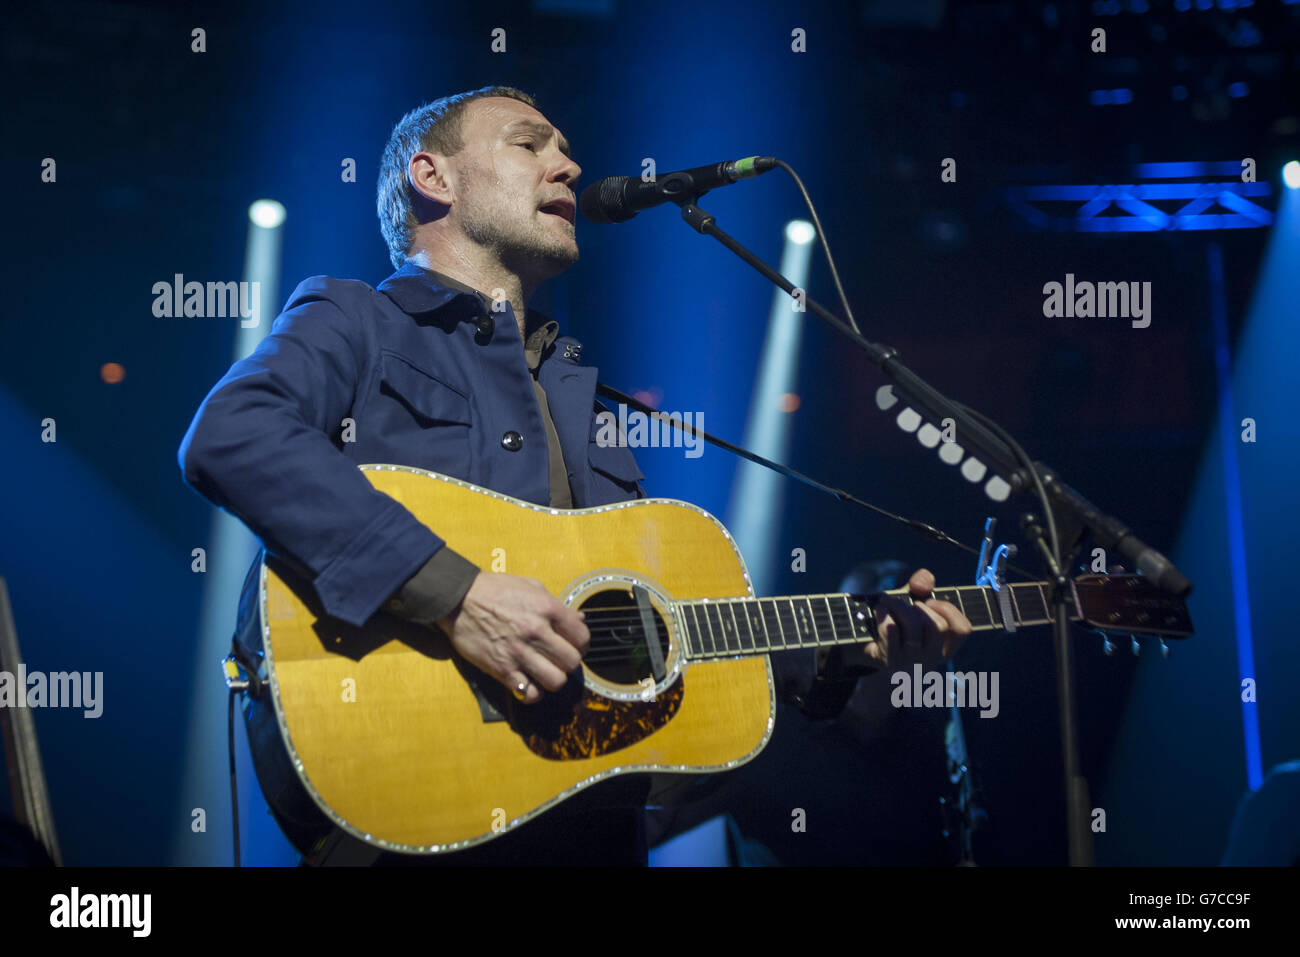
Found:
[178,263,645,628]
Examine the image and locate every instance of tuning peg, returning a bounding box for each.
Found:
[1160,639,1170,659]
[1130,635,1140,656]
[1102,636,1115,655]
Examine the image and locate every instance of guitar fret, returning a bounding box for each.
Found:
[731,601,755,652]
[690,603,712,656]
[1011,582,1050,624]
[957,586,993,630]
[684,603,699,655]
[981,587,998,629]
[1039,582,1057,623]
[726,601,742,652]
[794,599,815,646]
[933,587,961,613]
[714,601,738,654]
[822,596,843,645]
[702,602,722,655]
[746,601,770,652]
[774,600,798,648]
[678,604,695,656]
[845,596,873,639]
[763,599,788,650]
[776,599,793,647]
[832,596,854,644]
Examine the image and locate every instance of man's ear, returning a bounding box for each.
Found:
[409,151,453,222]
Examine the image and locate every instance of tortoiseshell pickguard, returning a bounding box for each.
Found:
[517,679,684,760]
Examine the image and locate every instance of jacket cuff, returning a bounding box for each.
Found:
[383,547,481,625]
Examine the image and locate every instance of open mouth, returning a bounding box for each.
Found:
[538,199,576,224]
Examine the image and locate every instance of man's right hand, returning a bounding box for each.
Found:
[437,573,589,704]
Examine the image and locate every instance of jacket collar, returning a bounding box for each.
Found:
[376,261,472,316]
[377,262,559,350]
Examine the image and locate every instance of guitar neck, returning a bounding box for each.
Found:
[677,580,1070,660]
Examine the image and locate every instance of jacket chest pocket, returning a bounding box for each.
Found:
[378,353,473,471]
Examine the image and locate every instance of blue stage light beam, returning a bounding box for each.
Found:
[1097,181,1298,864]
[649,220,815,868]
[173,200,292,865]
[725,220,816,597]
[1207,241,1261,791]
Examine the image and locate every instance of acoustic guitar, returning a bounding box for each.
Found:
[234,464,1193,859]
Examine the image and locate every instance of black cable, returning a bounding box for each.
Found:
[762,163,1051,574]
[951,401,1061,570]
[773,160,861,337]
[228,689,240,868]
[598,382,1040,580]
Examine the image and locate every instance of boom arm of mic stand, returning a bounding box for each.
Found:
[675,199,1192,597]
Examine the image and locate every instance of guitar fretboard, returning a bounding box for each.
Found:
[678,582,1065,659]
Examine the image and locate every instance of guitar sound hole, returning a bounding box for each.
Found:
[578,587,670,686]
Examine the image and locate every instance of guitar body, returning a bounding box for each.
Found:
[245,465,773,857]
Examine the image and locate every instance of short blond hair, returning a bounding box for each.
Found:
[376,86,537,270]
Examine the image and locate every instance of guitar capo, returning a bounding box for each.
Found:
[975,517,1017,633]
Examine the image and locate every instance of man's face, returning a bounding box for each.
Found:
[449,97,582,281]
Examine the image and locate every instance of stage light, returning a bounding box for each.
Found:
[180,191,290,865]
[726,216,816,596]
[1283,161,1300,190]
[785,220,815,245]
[248,199,286,229]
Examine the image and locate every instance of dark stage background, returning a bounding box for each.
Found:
[2,0,1296,866]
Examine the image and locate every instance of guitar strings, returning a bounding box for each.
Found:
[574,604,849,664]
[571,586,1046,663]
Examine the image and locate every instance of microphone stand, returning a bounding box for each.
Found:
[669,197,1192,866]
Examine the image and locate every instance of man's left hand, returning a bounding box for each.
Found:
[863,567,972,669]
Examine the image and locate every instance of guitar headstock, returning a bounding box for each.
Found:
[1072,574,1194,639]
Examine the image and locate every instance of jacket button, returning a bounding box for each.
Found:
[475,314,494,336]
[501,430,523,451]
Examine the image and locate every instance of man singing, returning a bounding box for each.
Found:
[179,85,971,865]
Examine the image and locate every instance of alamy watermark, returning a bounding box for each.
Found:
[1042,273,1150,328]
[595,403,703,458]
[50,887,150,936]
[152,274,260,328]
[0,667,102,718]
[890,664,999,718]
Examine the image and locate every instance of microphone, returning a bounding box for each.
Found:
[1038,467,1193,597]
[579,155,778,224]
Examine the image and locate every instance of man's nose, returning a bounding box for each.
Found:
[553,154,581,186]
